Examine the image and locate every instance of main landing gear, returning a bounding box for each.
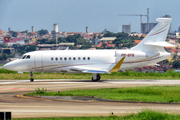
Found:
[30,72,34,82]
[92,73,101,82]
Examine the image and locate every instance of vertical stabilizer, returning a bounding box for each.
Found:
[131,18,173,52]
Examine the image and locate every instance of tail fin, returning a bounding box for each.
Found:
[131,18,174,52]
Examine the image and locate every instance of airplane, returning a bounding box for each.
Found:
[3,18,174,82]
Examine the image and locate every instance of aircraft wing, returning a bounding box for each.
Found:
[70,67,108,73]
[70,56,125,74]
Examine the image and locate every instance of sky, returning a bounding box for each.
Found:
[0,0,179,33]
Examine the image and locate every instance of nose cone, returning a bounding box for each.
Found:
[3,61,17,71]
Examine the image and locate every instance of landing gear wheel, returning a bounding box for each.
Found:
[30,72,34,82]
[97,74,101,81]
[92,77,97,82]
[30,78,34,82]
[92,74,101,82]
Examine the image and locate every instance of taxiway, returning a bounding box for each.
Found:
[1,79,180,118]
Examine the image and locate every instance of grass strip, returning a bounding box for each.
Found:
[26,85,180,103]
[13,109,180,120]
[1,69,180,80]
[0,69,180,80]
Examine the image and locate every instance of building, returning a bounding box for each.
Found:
[122,24,131,34]
[91,38,100,45]
[32,26,34,32]
[1,48,15,54]
[37,43,75,50]
[176,32,180,39]
[99,37,116,43]
[141,23,157,34]
[6,38,25,46]
[53,24,58,32]
[86,26,89,34]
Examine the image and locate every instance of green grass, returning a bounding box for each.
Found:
[12,109,180,120]
[26,85,180,103]
[1,68,180,80]
[0,63,5,66]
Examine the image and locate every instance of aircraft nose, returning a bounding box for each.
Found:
[3,62,17,71]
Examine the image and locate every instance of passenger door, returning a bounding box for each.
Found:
[35,54,43,71]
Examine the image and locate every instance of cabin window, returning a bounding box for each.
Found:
[64,57,67,60]
[55,57,58,61]
[60,57,62,60]
[78,57,81,60]
[73,57,76,60]
[51,57,53,60]
[88,57,90,60]
[83,57,86,60]
[69,57,71,60]
[26,55,30,59]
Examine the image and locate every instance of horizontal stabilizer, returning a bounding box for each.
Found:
[145,42,175,47]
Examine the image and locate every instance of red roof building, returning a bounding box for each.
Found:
[134,40,142,45]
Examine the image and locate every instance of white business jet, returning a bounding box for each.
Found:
[3,18,174,82]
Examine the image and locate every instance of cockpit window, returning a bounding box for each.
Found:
[26,55,30,59]
[21,55,30,59]
[22,55,26,59]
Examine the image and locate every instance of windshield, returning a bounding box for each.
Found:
[20,55,30,59]
[22,55,26,59]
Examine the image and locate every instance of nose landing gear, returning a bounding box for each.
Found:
[30,72,34,82]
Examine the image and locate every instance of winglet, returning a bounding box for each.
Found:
[110,56,125,72]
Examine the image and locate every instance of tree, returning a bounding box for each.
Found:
[103,32,116,37]
[25,45,36,52]
[58,38,67,43]
[51,30,56,39]
[0,43,7,48]
[101,30,111,34]
[116,32,129,40]
[80,45,91,49]
[36,38,48,44]
[37,29,48,36]
[113,38,122,48]
[129,35,139,41]
[163,15,171,18]
[46,39,55,44]
[92,34,97,39]
[66,34,84,45]
[76,38,88,45]
[9,30,18,37]
[2,49,11,54]
[0,55,3,61]
[178,26,180,32]
[27,32,34,36]
[21,30,28,34]
[102,42,107,48]
[171,60,180,68]
[2,53,7,61]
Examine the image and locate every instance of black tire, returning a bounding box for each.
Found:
[30,78,34,82]
[92,77,97,82]
[97,75,101,81]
